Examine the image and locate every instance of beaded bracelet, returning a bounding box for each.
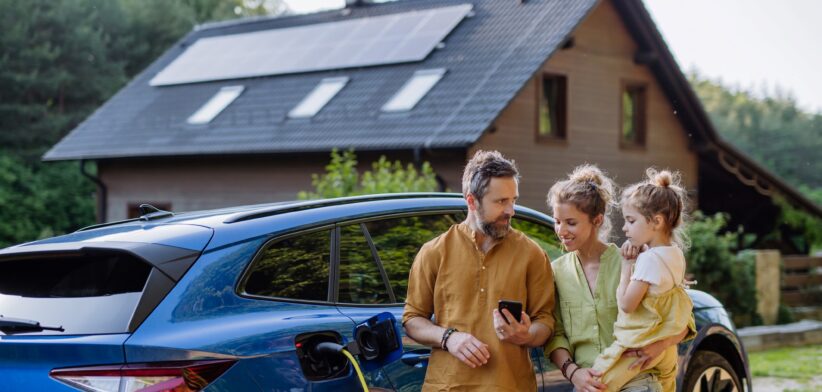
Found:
[441,327,458,351]
[569,366,582,383]
[560,358,575,379]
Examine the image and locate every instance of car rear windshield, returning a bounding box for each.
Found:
[0,252,152,335]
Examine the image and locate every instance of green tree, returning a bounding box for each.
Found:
[0,156,94,248]
[0,0,285,246]
[689,72,822,197]
[299,149,440,199]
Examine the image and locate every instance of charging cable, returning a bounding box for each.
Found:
[314,342,369,391]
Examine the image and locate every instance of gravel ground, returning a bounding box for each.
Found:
[752,376,822,392]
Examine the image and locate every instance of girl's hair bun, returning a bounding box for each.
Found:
[647,168,676,188]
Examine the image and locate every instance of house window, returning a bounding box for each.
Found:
[537,73,567,140]
[127,202,172,219]
[621,83,647,147]
[288,77,349,118]
[186,85,244,125]
[382,68,446,112]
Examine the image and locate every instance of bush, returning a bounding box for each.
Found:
[686,212,760,327]
[298,149,439,199]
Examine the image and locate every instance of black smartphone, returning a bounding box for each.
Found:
[498,299,523,324]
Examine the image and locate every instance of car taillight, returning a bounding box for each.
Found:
[50,360,236,392]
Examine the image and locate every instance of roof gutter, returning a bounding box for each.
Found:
[80,160,107,224]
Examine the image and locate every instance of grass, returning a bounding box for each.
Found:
[749,344,822,379]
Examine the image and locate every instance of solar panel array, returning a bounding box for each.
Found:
[150,4,473,86]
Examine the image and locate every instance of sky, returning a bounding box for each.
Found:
[283,0,822,113]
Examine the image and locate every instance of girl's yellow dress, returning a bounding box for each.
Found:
[592,247,694,392]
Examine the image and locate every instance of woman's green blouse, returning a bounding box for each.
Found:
[544,244,696,368]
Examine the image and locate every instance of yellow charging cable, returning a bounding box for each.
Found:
[341,349,369,392]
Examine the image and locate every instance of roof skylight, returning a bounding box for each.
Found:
[186,85,244,125]
[288,77,349,118]
[381,69,446,112]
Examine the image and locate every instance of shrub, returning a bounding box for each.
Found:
[298,149,439,199]
[686,212,760,326]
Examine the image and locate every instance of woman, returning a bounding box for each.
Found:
[544,165,694,392]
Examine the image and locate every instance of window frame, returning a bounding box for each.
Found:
[535,72,569,142]
[619,80,648,149]
[236,225,336,305]
[333,209,467,307]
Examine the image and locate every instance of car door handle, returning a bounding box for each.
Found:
[401,349,431,367]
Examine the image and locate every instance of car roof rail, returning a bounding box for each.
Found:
[224,192,463,224]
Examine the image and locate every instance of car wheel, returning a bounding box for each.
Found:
[683,350,742,392]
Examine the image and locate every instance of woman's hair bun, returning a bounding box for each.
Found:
[569,164,605,186]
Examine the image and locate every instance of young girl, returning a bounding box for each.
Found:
[591,168,695,392]
[545,165,692,392]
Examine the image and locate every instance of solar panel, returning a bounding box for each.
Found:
[150,4,472,86]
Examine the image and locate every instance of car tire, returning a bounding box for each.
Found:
[682,350,742,392]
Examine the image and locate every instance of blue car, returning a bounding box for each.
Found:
[0,194,750,391]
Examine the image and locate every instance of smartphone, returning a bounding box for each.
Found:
[498,299,523,324]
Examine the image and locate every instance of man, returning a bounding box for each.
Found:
[403,150,555,391]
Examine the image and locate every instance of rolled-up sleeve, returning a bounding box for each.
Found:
[526,249,555,334]
[402,242,438,326]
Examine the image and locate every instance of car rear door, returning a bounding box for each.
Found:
[335,211,488,390]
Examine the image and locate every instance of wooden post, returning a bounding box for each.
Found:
[755,250,781,325]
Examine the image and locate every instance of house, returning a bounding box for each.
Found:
[45,0,821,251]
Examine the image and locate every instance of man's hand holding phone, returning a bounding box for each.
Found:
[493,300,532,346]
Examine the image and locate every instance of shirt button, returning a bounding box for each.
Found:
[482,266,486,270]
[480,288,485,292]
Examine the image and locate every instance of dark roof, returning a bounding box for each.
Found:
[44,0,819,217]
[44,0,596,161]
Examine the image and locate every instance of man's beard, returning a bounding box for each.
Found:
[476,207,512,241]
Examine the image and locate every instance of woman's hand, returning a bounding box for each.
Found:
[623,339,666,370]
[569,366,606,392]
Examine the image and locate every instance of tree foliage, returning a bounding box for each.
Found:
[689,72,822,197]
[0,0,284,246]
[298,149,440,200]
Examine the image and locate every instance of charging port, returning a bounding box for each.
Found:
[295,331,349,381]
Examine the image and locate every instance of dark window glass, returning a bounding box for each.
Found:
[538,74,567,140]
[511,218,563,261]
[365,212,466,302]
[244,229,331,301]
[338,224,390,304]
[621,84,646,147]
[0,253,151,335]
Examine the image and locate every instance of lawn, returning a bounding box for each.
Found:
[749,344,821,379]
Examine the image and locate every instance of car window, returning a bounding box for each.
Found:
[0,253,151,335]
[511,217,564,261]
[338,224,391,304]
[364,212,466,302]
[244,229,331,302]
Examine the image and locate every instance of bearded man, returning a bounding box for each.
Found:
[403,150,556,391]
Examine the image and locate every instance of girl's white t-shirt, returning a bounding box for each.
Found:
[630,245,686,295]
